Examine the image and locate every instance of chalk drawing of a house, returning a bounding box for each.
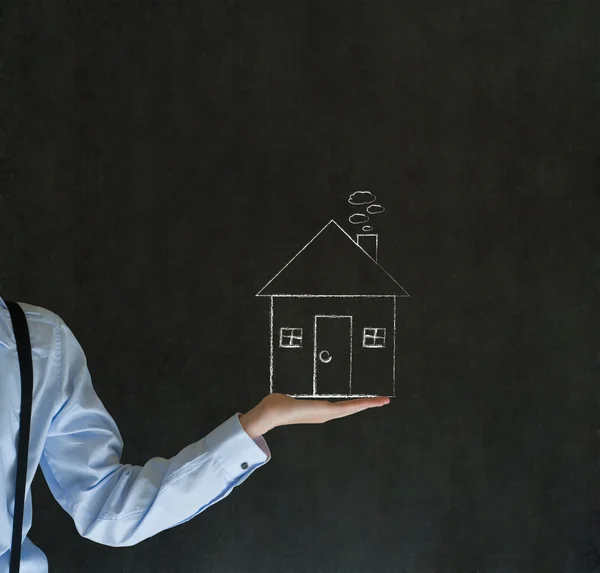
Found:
[256,220,409,398]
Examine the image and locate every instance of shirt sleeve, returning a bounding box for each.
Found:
[39,317,271,547]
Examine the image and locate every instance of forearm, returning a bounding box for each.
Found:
[42,412,270,547]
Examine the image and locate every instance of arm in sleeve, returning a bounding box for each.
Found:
[39,317,271,547]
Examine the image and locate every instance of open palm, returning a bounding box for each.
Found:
[261,392,390,427]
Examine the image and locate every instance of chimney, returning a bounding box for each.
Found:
[357,233,378,262]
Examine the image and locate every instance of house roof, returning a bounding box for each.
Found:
[256,220,409,297]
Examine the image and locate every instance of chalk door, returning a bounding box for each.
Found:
[313,315,352,395]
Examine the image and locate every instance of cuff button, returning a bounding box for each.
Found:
[241,462,249,470]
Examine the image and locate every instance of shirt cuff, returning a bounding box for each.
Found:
[204,413,271,482]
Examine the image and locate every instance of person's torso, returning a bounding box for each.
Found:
[0,299,64,572]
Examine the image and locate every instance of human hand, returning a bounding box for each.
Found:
[239,393,390,439]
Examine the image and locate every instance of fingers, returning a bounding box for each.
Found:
[325,397,390,420]
[337,397,390,409]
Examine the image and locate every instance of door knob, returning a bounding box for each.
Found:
[319,350,332,363]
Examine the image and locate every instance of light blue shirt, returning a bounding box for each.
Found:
[0,296,271,573]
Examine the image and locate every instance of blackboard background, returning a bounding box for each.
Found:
[2,1,600,571]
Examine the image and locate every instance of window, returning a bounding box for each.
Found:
[363,327,386,348]
[280,327,303,348]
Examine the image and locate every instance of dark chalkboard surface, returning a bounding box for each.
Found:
[2,1,600,571]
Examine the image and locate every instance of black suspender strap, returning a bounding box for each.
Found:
[5,301,33,573]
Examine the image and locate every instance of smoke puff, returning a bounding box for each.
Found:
[349,213,369,225]
[366,203,385,214]
[362,225,373,232]
[348,191,376,205]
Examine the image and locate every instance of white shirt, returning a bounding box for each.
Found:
[0,296,271,573]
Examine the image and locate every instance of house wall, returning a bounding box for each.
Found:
[271,296,398,396]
